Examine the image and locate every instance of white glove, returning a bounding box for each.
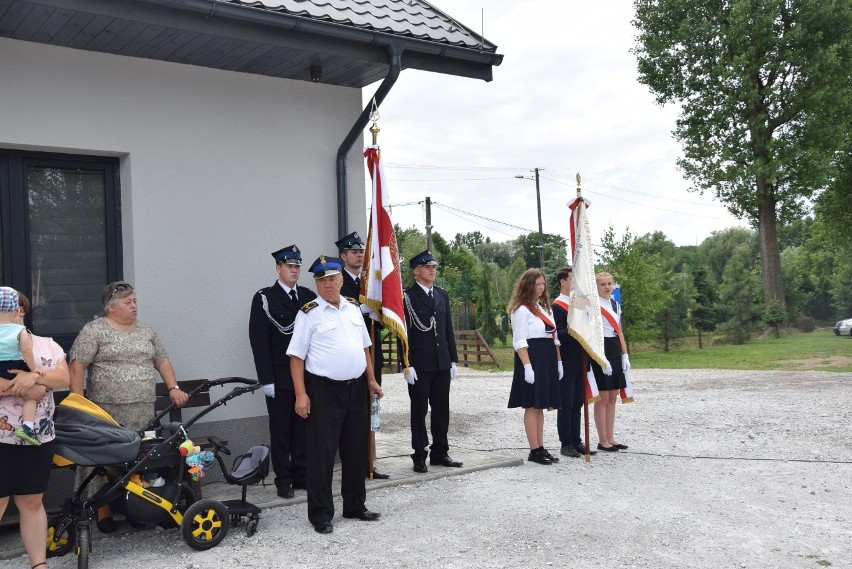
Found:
[621,353,631,372]
[404,367,418,385]
[523,364,535,384]
[450,362,458,380]
[557,361,564,381]
[603,363,613,376]
[262,383,275,398]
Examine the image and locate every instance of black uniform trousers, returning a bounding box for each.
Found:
[556,366,585,447]
[305,371,369,524]
[408,369,451,461]
[265,383,307,490]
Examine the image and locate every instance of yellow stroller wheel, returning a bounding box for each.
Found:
[180,499,230,550]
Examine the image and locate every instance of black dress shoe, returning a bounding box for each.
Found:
[313,521,333,534]
[430,456,463,467]
[413,460,428,473]
[277,486,295,498]
[542,449,559,463]
[597,443,619,452]
[97,516,117,534]
[527,448,552,465]
[613,443,629,450]
[574,444,596,456]
[343,510,381,521]
[369,469,390,480]
[560,444,581,458]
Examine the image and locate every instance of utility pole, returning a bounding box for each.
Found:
[425,196,433,251]
[533,168,544,269]
[515,169,545,268]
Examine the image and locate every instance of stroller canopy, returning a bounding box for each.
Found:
[53,393,141,467]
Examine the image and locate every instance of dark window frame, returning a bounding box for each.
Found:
[0,149,122,350]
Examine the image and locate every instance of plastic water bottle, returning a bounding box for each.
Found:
[370,395,380,432]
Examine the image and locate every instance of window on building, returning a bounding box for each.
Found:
[0,150,122,351]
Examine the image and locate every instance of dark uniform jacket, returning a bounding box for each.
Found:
[341,270,385,334]
[552,300,586,375]
[404,283,457,372]
[249,281,316,390]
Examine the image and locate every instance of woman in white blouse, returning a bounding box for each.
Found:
[590,271,629,452]
[507,269,563,465]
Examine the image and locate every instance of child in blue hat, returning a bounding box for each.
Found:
[0,287,41,445]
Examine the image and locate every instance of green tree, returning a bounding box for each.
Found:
[600,227,670,345]
[691,265,716,348]
[717,248,761,344]
[814,144,852,253]
[634,0,852,311]
[657,273,692,351]
[695,228,758,287]
[763,299,787,338]
[514,232,568,274]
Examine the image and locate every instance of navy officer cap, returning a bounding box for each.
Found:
[335,231,365,252]
[272,244,302,265]
[409,250,438,269]
[309,255,343,279]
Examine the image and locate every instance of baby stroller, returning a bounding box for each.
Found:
[46,377,261,569]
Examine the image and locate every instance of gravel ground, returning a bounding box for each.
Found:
[2,368,850,569]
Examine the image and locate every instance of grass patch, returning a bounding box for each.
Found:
[476,329,852,373]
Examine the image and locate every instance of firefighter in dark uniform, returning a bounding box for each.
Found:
[335,231,390,480]
[248,245,317,499]
[403,250,462,474]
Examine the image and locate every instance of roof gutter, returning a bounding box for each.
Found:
[132,0,502,68]
[336,42,403,237]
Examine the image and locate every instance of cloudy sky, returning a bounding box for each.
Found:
[360,0,747,253]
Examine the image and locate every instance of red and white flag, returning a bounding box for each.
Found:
[361,145,410,368]
[566,197,610,402]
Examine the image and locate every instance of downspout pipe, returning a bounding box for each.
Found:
[336,42,403,237]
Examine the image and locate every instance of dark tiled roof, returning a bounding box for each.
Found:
[230,0,497,51]
[0,0,501,86]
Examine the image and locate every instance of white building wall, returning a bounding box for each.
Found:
[0,37,368,420]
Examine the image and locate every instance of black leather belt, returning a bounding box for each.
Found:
[307,372,361,385]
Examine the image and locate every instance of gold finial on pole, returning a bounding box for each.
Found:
[576,172,582,198]
[369,97,380,145]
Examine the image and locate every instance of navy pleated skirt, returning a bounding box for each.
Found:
[590,336,627,391]
[508,338,562,409]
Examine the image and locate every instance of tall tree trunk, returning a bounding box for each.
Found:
[756,177,786,309]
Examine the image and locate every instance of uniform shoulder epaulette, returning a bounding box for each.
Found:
[344,296,360,305]
[300,301,318,313]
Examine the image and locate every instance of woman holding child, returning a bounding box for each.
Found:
[0,290,71,569]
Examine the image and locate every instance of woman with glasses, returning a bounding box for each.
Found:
[69,281,189,533]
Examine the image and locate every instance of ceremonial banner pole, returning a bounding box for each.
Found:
[566,173,609,461]
[361,103,411,480]
[366,121,379,481]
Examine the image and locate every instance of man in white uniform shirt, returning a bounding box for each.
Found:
[287,255,384,534]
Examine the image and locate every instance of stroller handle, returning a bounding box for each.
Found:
[145,377,260,432]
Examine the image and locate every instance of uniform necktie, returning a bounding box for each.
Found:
[289,289,298,303]
[355,276,360,288]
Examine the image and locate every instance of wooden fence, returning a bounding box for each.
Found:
[381,329,499,371]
